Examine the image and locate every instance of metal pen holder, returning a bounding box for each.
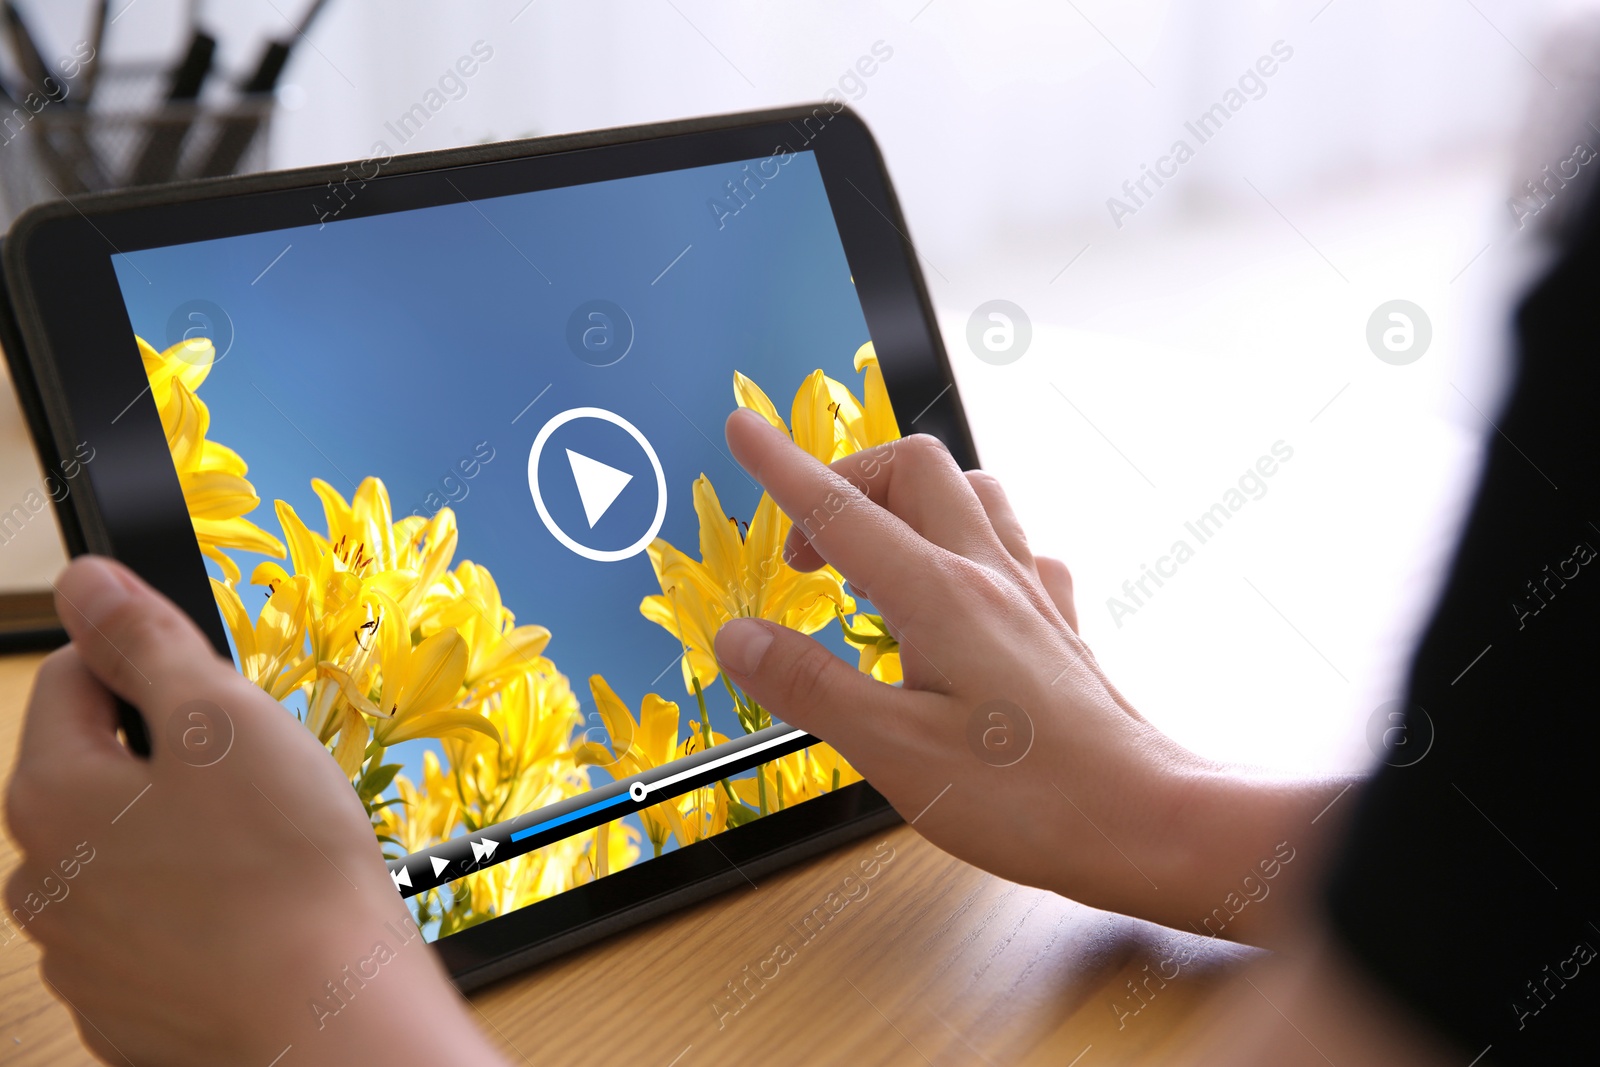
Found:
[1,63,273,226]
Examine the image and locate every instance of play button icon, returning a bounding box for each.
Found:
[566,449,633,527]
[528,407,667,562]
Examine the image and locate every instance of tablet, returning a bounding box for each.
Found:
[0,105,976,989]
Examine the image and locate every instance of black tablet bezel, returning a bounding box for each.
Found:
[0,104,974,989]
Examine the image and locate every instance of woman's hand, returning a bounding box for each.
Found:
[4,558,504,1067]
[714,409,1352,941]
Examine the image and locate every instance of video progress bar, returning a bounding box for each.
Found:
[386,724,813,898]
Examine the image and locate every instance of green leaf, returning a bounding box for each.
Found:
[359,762,403,799]
[724,801,761,827]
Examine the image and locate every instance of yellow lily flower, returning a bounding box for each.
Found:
[425,561,554,694]
[263,498,378,745]
[322,589,498,750]
[852,341,901,450]
[446,669,586,830]
[640,476,853,695]
[258,481,474,752]
[839,610,902,684]
[378,750,461,856]
[671,720,730,846]
[735,352,906,690]
[256,499,369,663]
[732,343,901,465]
[306,478,459,632]
[261,481,456,639]
[139,336,285,581]
[209,575,313,701]
[806,741,864,794]
[790,368,864,464]
[574,675,692,855]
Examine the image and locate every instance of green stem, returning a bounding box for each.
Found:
[747,694,770,732]
[719,673,752,734]
[692,674,714,745]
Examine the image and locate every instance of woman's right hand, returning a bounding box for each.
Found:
[714,409,1349,941]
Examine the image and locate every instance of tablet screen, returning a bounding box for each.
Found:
[105,148,901,939]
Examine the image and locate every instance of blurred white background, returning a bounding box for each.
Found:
[7,0,1598,775]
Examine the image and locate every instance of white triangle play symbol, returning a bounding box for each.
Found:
[430,855,449,877]
[566,449,633,528]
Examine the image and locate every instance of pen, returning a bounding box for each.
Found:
[128,0,215,186]
[46,0,115,191]
[195,0,333,178]
[77,0,110,106]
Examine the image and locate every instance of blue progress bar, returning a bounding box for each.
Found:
[510,790,632,843]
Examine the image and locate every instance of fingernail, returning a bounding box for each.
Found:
[56,556,132,625]
[716,618,774,676]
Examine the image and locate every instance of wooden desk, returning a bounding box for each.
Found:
[0,652,1254,1065]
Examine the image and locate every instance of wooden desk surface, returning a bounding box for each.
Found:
[0,652,1253,1065]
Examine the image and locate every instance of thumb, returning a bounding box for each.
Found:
[714,618,907,757]
[53,556,225,707]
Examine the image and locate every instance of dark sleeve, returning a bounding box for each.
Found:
[1323,213,1600,1063]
